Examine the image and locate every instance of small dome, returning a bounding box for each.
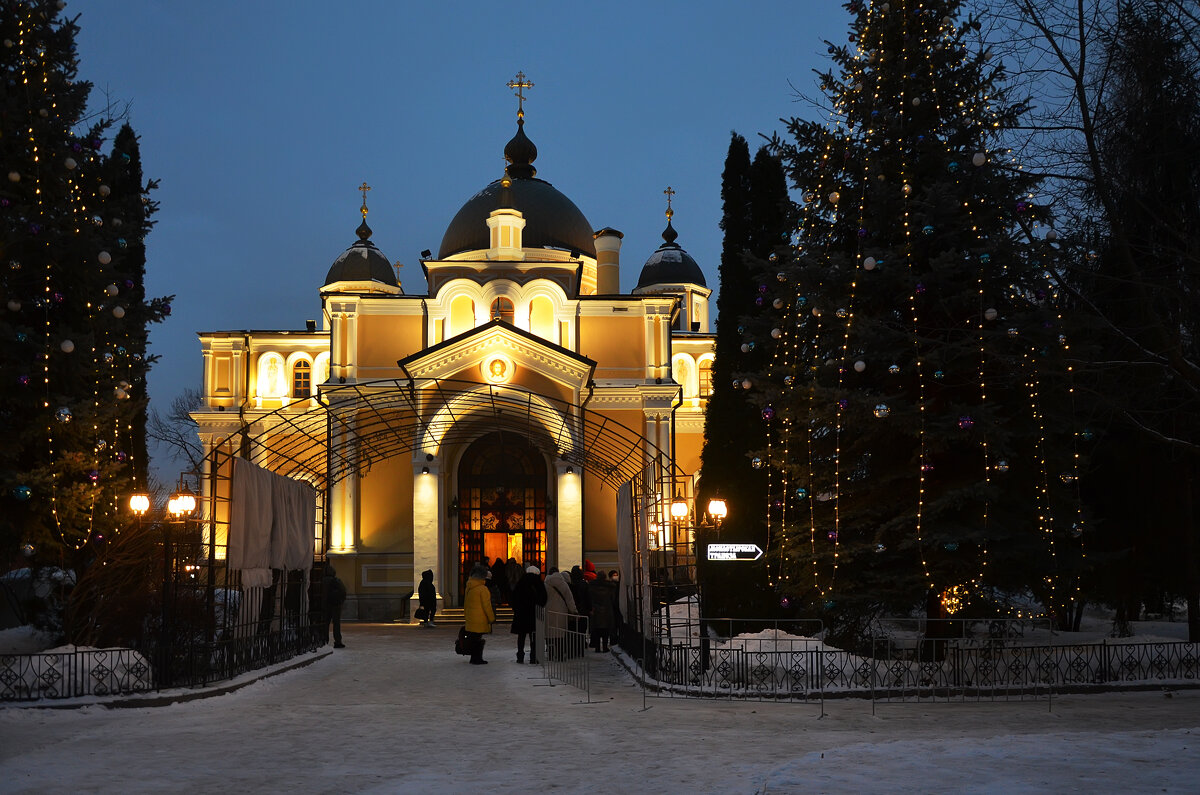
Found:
[324,219,400,290]
[438,119,595,259]
[636,220,706,289]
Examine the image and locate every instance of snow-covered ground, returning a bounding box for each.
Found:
[1,622,1197,794]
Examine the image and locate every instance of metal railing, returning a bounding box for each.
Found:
[632,616,1200,707]
[534,606,592,701]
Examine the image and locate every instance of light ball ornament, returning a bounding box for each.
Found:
[771,328,782,339]
[6,299,20,312]
[835,308,848,318]
[1007,327,1019,337]
[105,283,119,296]
[996,460,1010,473]
[22,543,35,557]
[55,406,73,423]
[1045,228,1058,242]
[902,183,912,196]
[828,191,840,204]
[112,305,125,319]
[114,388,127,400]
[98,184,111,197]
[958,416,974,430]
[751,457,764,470]
[13,486,32,501]
[740,343,750,353]
[853,360,866,372]
[863,256,877,270]
[60,339,75,353]
[7,171,19,183]
[972,152,986,167]
[888,364,900,374]
[772,298,783,309]
[911,97,921,106]
[761,407,775,421]
[984,308,998,321]
[741,379,752,390]
[873,403,890,418]
[64,157,77,170]
[776,271,786,282]
[97,251,112,265]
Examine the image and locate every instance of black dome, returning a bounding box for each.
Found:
[438,177,596,260]
[324,220,400,289]
[636,221,706,288]
[438,118,595,259]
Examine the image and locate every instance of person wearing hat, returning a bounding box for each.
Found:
[510,564,548,664]
[463,563,496,665]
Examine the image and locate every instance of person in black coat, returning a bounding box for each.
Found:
[324,563,347,649]
[510,565,548,663]
[568,565,592,652]
[417,568,437,627]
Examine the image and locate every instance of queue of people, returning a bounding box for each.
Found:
[455,558,623,666]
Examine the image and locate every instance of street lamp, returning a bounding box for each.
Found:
[670,492,688,520]
[129,493,150,517]
[707,496,727,527]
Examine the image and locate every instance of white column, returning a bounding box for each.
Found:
[411,460,441,618]
[556,462,583,571]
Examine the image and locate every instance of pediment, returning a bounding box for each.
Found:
[398,320,595,389]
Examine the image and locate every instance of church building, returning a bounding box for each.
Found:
[192,80,715,620]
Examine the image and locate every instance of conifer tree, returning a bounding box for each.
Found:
[759,0,1081,637]
[0,0,169,575]
[697,134,791,617]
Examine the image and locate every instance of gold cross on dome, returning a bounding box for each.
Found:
[664,186,676,220]
[358,181,371,219]
[507,71,534,119]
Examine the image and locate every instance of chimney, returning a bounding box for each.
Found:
[593,227,623,294]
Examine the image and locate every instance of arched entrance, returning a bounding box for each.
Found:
[455,431,548,598]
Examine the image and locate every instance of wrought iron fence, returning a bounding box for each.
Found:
[635,616,1200,705]
[1,534,326,703]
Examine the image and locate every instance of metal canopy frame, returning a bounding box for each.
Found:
[198,377,695,648]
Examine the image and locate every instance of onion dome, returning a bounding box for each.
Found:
[438,117,595,259]
[323,217,400,291]
[636,219,706,289]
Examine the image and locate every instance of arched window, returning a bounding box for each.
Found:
[490,297,514,324]
[292,360,312,398]
[699,358,713,398]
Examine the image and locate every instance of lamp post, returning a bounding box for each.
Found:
[128,478,198,689]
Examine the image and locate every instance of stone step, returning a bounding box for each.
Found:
[417,606,514,626]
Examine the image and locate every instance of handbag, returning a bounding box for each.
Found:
[414,606,428,621]
[455,626,469,655]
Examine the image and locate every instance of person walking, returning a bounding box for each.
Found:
[510,564,548,663]
[417,568,437,627]
[464,563,495,665]
[324,563,347,649]
[587,570,616,652]
[544,569,578,661]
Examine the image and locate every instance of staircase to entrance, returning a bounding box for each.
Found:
[426,605,514,626]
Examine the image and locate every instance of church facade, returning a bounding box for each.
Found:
[192,103,715,620]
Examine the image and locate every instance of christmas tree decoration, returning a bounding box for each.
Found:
[0,1,172,565]
[758,0,1080,632]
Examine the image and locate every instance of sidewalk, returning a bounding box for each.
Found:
[1,622,1198,794]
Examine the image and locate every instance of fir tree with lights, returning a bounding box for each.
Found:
[758,0,1082,638]
[0,0,170,588]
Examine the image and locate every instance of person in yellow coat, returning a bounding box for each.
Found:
[464,563,496,665]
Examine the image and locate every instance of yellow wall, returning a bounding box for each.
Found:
[358,455,414,552]
[358,314,424,373]
[580,316,645,373]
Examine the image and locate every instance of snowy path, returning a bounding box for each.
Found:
[1,622,1198,793]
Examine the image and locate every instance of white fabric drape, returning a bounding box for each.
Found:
[229,457,316,576]
[616,481,633,627]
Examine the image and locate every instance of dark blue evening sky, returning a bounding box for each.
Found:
[72,1,849,479]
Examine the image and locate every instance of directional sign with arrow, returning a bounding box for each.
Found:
[706,543,763,561]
